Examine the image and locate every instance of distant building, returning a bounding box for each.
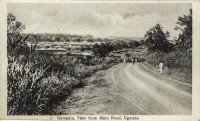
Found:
[35,41,104,51]
[70,52,93,56]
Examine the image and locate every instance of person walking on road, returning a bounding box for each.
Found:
[135,55,138,64]
[132,58,135,65]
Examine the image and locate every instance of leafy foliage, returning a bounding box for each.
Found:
[7,13,26,34]
[143,24,174,52]
[92,40,140,57]
[7,13,120,115]
[125,53,131,58]
[7,57,80,114]
[144,9,192,82]
[92,42,114,57]
[145,50,192,82]
[175,9,192,50]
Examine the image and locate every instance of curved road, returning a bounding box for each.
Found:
[65,63,192,115]
[106,63,192,115]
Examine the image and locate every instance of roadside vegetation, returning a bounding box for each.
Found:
[142,9,192,83]
[7,9,191,115]
[7,13,142,115]
[7,13,119,115]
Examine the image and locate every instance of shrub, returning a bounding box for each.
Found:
[7,57,81,115]
[143,24,174,53]
[145,50,192,82]
[7,57,50,114]
[7,13,118,115]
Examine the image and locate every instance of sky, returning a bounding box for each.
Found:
[8,3,191,39]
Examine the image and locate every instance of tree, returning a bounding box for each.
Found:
[7,13,26,34]
[143,24,173,52]
[92,42,114,57]
[133,41,140,47]
[97,38,103,42]
[175,9,192,50]
[140,39,146,46]
[125,53,131,58]
[65,38,70,42]
[128,41,140,49]
[7,13,28,56]
[55,37,61,42]
[7,13,36,57]
[73,38,81,42]
[87,39,94,42]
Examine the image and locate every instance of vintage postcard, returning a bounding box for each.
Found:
[0,0,200,121]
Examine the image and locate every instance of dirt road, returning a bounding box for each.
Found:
[59,63,192,115]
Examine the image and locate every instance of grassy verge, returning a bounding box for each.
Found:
[7,51,119,115]
[144,51,192,83]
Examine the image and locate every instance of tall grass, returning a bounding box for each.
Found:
[8,57,49,114]
[7,56,81,115]
[7,33,119,115]
[7,50,119,115]
[145,50,192,83]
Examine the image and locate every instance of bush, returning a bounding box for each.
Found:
[145,50,192,82]
[8,57,49,114]
[7,57,81,115]
[7,13,119,115]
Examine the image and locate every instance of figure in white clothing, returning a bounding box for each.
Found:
[159,63,164,73]
[123,59,126,63]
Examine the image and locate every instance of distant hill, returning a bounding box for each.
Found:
[108,37,142,41]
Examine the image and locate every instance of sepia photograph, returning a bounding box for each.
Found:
[5,1,194,117]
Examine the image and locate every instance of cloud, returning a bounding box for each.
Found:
[123,12,136,19]
[8,3,191,38]
[90,12,124,26]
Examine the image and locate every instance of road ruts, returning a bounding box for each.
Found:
[107,63,192,115]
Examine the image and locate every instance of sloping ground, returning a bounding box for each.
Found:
[55,63,192,115]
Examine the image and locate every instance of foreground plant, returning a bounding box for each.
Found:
[7,57,50,114]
